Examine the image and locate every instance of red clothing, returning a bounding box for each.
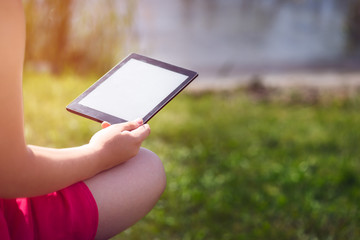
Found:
[0,182,98,240]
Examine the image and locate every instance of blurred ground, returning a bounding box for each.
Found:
[188,72,360,93]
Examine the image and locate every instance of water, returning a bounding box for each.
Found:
[132,0,360,78]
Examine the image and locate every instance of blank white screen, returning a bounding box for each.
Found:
[79,59,188,121]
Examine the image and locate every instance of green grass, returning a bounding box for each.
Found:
[23,72,360,240]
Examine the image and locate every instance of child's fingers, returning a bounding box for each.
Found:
[101,121,111,129]
[130,124,151,140]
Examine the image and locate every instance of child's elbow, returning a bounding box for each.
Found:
[0,150,33,198]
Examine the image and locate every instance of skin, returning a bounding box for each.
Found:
[0,1,166,239]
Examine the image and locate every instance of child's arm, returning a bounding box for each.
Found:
[0,0,150,198]
[15,121,150,198]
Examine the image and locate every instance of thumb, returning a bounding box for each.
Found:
[118,118,144,132]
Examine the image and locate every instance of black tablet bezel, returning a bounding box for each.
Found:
[66,53,198,124]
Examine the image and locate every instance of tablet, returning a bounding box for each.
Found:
[66,53,198,124]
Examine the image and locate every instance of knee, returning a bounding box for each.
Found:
[138,148,167,196]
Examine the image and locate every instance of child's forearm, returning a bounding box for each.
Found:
[0,121,150,199]
[0,144,101,199]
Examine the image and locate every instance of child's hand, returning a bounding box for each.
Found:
[89,119,151,170]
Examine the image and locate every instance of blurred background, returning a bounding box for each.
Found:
[23,0,360,81]
[22,0,360,239]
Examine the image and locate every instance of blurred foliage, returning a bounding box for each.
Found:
[23,0,137,75]
[129,88,360,240]
[23,72,360,240]
[346,0,360,54]
[22,0,360,76]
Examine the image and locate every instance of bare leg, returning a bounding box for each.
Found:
[84,148,166,240]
